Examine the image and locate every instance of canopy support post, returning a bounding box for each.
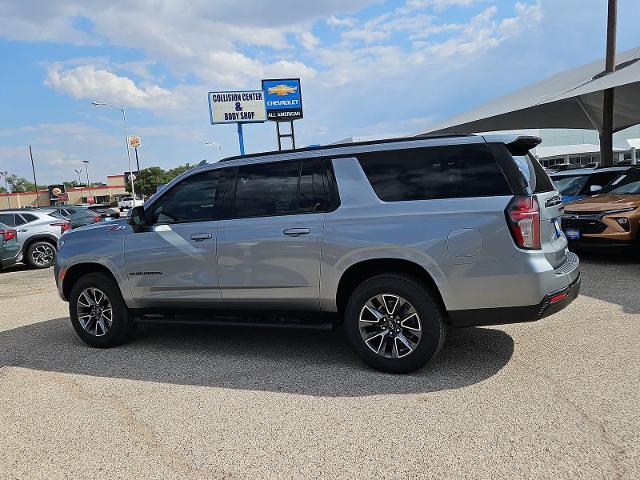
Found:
[600,0,617,167]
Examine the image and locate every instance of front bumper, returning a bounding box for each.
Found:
[448,273,581,328]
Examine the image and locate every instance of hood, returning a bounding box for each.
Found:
[564,194,640,213]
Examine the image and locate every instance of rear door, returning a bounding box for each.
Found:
[217,156,333,310]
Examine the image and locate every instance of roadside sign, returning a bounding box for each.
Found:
[124,171,139,185]
[48,184,66,201]
[262,78,303,121]
[208,90,266,124]
[128,136,142,148]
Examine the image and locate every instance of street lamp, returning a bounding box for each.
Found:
[74,169,83,186]
[91,101,137,201]
[204,141,223,161]
[83,160,90,187]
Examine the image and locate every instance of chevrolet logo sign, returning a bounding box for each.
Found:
[267,84,297,96]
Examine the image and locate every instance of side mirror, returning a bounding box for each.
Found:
[590,185,602,193]
[128,205,146,231]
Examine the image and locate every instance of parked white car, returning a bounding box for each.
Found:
[117,197,143,211]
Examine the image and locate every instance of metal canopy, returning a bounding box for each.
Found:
[420,47,640,135]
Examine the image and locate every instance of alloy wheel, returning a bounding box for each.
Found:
[32,244,55,267]
[359,294,422,358]
[76,287,113,337]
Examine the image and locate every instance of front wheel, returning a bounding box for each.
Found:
[343,274,447,374]
[69,272,135,347]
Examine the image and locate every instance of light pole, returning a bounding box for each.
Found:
[204,141,223,161]
[75,169,83,186]
[91,101,136,201]
[83,160,90,187]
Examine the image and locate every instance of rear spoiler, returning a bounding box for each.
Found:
[505,136,542,156]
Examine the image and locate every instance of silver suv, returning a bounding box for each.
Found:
[55,134,580,373]
[0,210,70,268]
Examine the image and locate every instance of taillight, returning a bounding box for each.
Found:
[506,196,541,250]
[0,229,17,241]
[51,222,71,233]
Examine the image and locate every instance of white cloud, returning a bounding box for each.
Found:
[45,64,182,111]
[400,0,487,12]
[298,31,321,50]
[326,15,357,28]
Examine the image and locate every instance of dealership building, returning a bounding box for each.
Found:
[0,174,128,210]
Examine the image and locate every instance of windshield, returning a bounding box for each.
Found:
[551,175,589,196]
[600,169,640,194]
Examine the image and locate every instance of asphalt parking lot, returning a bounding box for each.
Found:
[0,255,638,479]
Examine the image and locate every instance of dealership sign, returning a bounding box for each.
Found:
[208,90,266,124]
[262,78,303,121]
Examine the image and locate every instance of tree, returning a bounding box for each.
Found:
[6,174,36,193]
[126,164,194,197]
[0,185,6,194]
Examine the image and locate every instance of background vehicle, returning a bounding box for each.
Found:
[55,134,579,373]
[0,222,21,269]
[562,166,640,249]
[39,206,101,229]
[117,197,142,211]
[0,210,69,268]
[550,166,629,203]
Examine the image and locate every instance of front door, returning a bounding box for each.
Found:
[125,168,233,307]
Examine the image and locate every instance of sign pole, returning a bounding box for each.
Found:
[29,145,39,207]
[134,147,140,171]
[237,123,245,155]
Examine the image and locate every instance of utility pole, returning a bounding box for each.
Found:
[600,0,617,167]
[29,145,40,206]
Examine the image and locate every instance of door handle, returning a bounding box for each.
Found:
[283,228,310,237]
[190,233,212,242]
[18,229,28,232]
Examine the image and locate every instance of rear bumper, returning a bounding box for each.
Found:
[448,273,581,328]
[1,250,22,269]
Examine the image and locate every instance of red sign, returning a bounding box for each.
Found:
[57,193,69,202]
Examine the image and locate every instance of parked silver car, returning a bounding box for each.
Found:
[55,134,580,373]
[0,210,70,268]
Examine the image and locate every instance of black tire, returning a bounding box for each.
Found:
[343,274,447,374]
[69,272,136,348]
[25,240,56,269]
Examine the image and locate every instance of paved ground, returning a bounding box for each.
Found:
[0,254,638,479]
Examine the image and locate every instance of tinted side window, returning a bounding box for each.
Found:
[66,209,78,214]
[234,161,301,218]
[13,215,27,225]
[358,144,511,202]
[0,213,15,226]
[299,158,331,212]
[21,213,38,223]
[148,170,230,224]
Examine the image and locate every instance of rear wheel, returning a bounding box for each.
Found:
[69,272,135,347]
[343,274,446,374]
[25,241,56,269]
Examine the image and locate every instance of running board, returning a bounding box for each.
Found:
[132,311,336,330]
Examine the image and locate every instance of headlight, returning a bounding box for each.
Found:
[57,238,65,249]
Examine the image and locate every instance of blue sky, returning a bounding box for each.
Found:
[0,0,638,184]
